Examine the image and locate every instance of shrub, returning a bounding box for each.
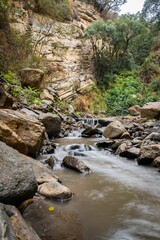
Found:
[35,0,71,21]
[103,72,159,116]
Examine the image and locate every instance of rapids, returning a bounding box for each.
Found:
[23,133,160,240]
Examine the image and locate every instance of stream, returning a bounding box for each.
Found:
[23,131,160,240]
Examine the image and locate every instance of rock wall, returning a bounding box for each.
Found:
[9,0,100,99]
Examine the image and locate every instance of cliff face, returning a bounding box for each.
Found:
[9,0,100,99]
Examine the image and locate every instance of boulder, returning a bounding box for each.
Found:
[0,203,41,240]
[38,181,72,201]
[152,156,160,167]
[0,121,28,154]
[103,121,126,139]
[128,105,141,116]
[118,146,140,159]
[39,113,61,138]
[28,158,72,201]
[137,144,160,165]
[81,127,102,137]
[0,109,45,154]
[63,156,91,173]
[96,140,114,149]
[19,68,44,88]
[140,102,160,119]
[0,141,37,205]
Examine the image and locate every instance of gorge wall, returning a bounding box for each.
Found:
[9,0,100,99]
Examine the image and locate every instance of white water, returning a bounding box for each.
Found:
[24,135,160,240]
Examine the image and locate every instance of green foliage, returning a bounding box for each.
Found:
[36,0,71,21]
[4,71,42,105]
[142,0,160,29]
[103,72,159,115]
[85,15,151,86]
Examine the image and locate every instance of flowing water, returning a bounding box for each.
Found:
[23,133,160,240]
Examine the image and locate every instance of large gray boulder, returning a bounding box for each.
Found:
[0,203,41,240]
[0,141,37,205]
[103,121,126,139]
[19,68,44,88]
[0,109,45,154]
[39,113,61,138]
[140,102,160,119]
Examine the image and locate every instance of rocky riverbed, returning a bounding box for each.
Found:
[0,84,160,239]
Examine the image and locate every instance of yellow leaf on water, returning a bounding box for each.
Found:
[48,206,55,212]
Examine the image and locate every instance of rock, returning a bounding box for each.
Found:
[45,156,58,169]
[145,132,160,141]
[38,181,72,201]
[119,146,140,159]
[0,203,41,240]
[137,144,160,165]
[121,131,131,139]
[140,102,160,119]
[96,140,114,149]
[81,127,102,137]
[0,109,45,155]
[128,105,141,116]
[0,121,28,154]
[17,154,72,201]
[39,113,61,138]
[98,118,113,127]
[0,84,13,108]
[152,156,160,167]
[19,68,44,88]
[103,121,126,139]
[0,141,37,205]
[63,156,91,173]
[40,89,54,101]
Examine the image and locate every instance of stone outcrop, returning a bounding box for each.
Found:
[140,102,160,119]
[63,156,91,173]
[103,121,127,139]
[0,109,45,154]
[19,68,44,88]
[39,113,61,138]
[0,203,41,240]
[0,141,37,205]
[9,0,100,99]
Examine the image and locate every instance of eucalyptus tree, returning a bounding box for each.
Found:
[142,0,160,29]
[85,14,151,85]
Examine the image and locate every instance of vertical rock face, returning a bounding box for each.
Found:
[9,0,100,99]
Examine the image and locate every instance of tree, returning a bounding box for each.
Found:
[85,0,126,15]
[142,0,160,28]
[85,14,151,85]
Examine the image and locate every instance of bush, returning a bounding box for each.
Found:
[36,0,71,21]
[4,71,42,105]
[104,72,159,116]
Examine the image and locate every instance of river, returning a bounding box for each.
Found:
[23,133,160,240]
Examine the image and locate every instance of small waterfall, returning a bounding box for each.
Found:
[78,118,99,126]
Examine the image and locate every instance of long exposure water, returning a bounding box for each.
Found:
[23,133,160,240]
